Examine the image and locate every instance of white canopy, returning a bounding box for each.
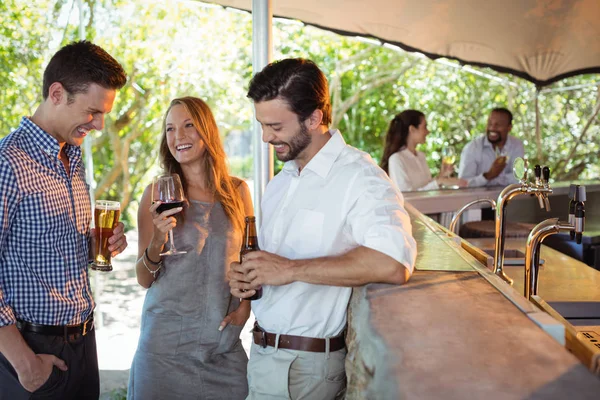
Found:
[207,0,600,86]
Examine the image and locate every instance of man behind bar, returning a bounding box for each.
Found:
[458,108,525,187]
[229,58,417,399]
[0,41,128,399]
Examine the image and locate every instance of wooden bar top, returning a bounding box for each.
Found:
[346,203,600,399]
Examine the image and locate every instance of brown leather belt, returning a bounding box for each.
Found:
[16,317,94,337]
[252,322,345,353]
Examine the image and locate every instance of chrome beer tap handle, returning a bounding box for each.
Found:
[524,185,586,300]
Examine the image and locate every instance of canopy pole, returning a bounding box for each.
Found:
[79,0,95,202]
[251,0,273,227]
[78,0,103,329]
[534,88,543,163]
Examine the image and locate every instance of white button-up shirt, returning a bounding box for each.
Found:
[388,148,439,191]
[253,130,417,338]
[458,135,525,187]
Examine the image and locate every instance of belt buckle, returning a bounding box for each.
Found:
[259,331,267,348]
[82,320,90,336]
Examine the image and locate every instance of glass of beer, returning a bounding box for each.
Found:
[90,200,121,271]
[441,146,456,178]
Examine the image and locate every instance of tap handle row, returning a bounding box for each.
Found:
[568,185,586,243]
[575,185,587,202]
[534,165,542,185]
[533,164,550,186]
[575,201,585,244]
[542,166,550,184]
[569,184,578,239]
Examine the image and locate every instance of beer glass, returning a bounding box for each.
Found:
[153,174,187,256]
[441,146,456,178]
[91,200,121,271]
[495,146,509,165]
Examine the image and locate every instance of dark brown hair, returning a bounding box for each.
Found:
[380,110,425,173]
[43,40,127,102]
[247,58,331,125]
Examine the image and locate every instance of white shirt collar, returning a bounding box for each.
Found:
[282,129,345,179]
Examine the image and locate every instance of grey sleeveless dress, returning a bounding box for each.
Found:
[128,201,248,400]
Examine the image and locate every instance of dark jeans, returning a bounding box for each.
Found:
[0,327,99,400]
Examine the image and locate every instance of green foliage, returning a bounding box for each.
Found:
[0,0,57,133]
[272,23,600,180]
[229,156,253,179]
[1,0,599,230]
[107,387,127,400]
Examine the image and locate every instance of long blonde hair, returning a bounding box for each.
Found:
[159,96,245,233]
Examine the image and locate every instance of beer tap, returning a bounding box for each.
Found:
[568,184,578,240]
[574,185,586,244]
[532,165,551,211]
[449,198,497,235]
[524,185,586,300]
[493,160,553,285]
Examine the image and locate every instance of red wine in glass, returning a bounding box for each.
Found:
[156,201,185,214]
[152,174,187,256]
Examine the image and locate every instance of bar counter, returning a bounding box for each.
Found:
[345,203,600,399]
[403,181,600,214]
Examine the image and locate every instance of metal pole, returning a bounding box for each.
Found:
[78,0,102,328]
[78,0,96,202]
[252,0,273,228]
[534,88,543,163]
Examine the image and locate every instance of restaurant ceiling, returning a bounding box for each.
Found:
[204,0,600,87]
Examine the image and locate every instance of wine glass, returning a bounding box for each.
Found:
[152,174,187,256]
[441,146,456,178]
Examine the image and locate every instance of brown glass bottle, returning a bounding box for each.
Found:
[240,216,262,300]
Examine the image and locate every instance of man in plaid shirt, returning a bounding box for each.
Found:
[0,41,128,399]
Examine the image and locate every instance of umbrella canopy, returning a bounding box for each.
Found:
[207,0,600,87]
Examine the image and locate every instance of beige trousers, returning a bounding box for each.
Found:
[246,340,346,400]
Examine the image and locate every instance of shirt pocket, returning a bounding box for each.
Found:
[283,209,324,257]
[138,310,182,355]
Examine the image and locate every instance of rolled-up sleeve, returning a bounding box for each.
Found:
[0,159,18,326]
[345,167,417,274]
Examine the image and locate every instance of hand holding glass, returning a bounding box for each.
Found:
[495,146,509,165]
[153,174,187,256]
[90,200,121,271]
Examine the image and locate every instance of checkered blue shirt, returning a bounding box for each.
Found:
[0,117,94,326]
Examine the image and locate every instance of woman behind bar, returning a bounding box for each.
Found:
[380,110,467,191]
[128,97,253,399]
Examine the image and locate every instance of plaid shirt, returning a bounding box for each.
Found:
[0,117,94,326]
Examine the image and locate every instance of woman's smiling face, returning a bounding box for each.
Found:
[165,104,207,165]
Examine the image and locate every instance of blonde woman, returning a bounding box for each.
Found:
[128,97,253,399]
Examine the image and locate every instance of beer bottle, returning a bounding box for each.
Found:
[240,216,262,300]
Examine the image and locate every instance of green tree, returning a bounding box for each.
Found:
[1,0,599,230]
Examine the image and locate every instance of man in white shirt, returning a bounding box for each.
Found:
[458,108,525,187]
[228,58,417,400]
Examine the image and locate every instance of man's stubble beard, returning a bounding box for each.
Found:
[276,122,312,162]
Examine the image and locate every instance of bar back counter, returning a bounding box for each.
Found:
[345,202,600,399]
[405,182,600,270]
